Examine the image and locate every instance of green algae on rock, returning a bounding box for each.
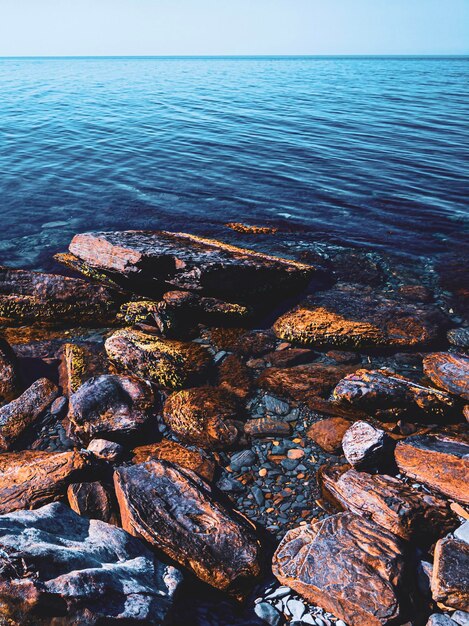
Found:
[105,327,211,388]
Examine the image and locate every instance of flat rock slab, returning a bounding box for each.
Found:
[273,283,447,349]
[0,502,182,624]
[432,537,469,611]
[423,353,469,401]
[0,377,58,450]
[0,450,93,514]
[105,328,211,388]
[69,230,314,302]
[69,374,155,444]
[272,512,408,626]
[320,465,458,542]
[0,266,120,327]
[0,337,20,406]
[114,460,261,596]
[395,433,469,505]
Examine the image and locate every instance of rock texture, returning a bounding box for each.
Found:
[59,342,109,396]
[272,512,408,626]
[114,460,261,596]
[273,283,446,349]
[0,378,58,450]
[395,433,469,505]
[342,421,394,471]
[67,481,118,524]
[306,417,351,453]
[0,337,19,406]
[431,537,469,611]
[68,230,313,302]
[69,374,155,444]
[0,502,182,624]
[0,450,92,514]
[320,465,458,542]
[105,328,211,388]
[423,353,469,401]
[163,387,241,450]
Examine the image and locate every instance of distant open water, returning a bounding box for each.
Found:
[0,56,468,270]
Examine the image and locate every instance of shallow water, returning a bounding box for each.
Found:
[0,56,468,269]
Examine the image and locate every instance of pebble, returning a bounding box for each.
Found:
[252,486,265,506]
[264,586,291,600]
[286,598,305,620]
[287,448,305,460]
[254,602,284,626]
[230,449,257,472]
[50,395,68,416]
[264,394,290,416]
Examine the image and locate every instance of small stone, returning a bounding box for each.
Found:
[259,468,268,477]
[264,394,291,416]
[448,328,469,348]
[455,520,469,545]
[87,438,125,462]
[230,449,257,472]
[342,420,394,471]
[254,602,284,626]
[50,395,68,416]
[287,449,305,460]
[252,486,265,506]
[286,598,305,619]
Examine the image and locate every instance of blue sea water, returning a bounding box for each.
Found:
[0,56,468,270]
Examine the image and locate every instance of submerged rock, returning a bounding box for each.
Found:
[431,536,469,611]
[395,433,469,505]
[0,502,182,624]
[0,450,92,514]
[0,378,58,451]
[272,512,409,626]
[320,465,458,542]
[163,387,241,450]
[69,374,155,444]
[273,283,446,349]
[423,353,469,401]
[114,460,261,596]
[0,337,20,406]
[105,328,211,388]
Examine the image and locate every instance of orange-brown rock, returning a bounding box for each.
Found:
[132,439,215,482]
[225,222,278,235]
[306,417,352,453]
[0,265,121,327]
[263,348,317,368]
[0,337,20,406]
[272,512,409,626]
[218,354,252,400]
[114,460,262,595]
[163,387,241,450]
[0,378,58,451]
[58,341,109,396]
[431,537,469,611]
[0,450,93,514]
[67,481,118,524]
[423,352,469,401]
[258,363,357,402]
[320,465,458,542]
[234,329,277,356]
[305,396,369,420]
[105,328,211,388]
[273,283,446,349]
[69,374,155,444]
[244,418,291,438]
[395,433,469,505]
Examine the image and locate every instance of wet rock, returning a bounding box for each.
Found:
[218,354,252,400]
[0,337,20,406]
[67,481,118,524]
[163,386,241,450]
[230,449,257,472]
[0,502,181,624]
[326,349,361,364]
[254,602,284,625]
[306,417,352,454]
[114,460,262,595]
[423,353,469,401]
[332,368,455,420]
[105,328,211,388]
[272,512,408,626]
[244,418,291,438]
[264,348,317,368]
[431,537,469,611]
[0,265,120,327]
[395,433,469,505]
[0,450,92,514]
[320,465,458,542]
[69,374,155,444]
[50,395,67,416]
[87,438,125,462]
[132,439,215,482]
[342,421,394,471]
[234,329,278,357]
[0,378,58,451]
[273,283,446,349]
[58,341,109,397]
[225,222,279,235]
[68,230,314,303]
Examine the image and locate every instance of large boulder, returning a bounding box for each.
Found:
[331,368,454,420]
[0,378,58,451]
[163,387,241,450]
[114,460,261,596]
[0,450,93,514]
[273,283,446,349]
[272,512,409,626]
[320,465,458,542]
[69,374,155,444]
[68,230,314,303]
[395,433,469,505]
[423,353,469,401]
[0,337,20,406]
[431,536,469,611]
[105,328,211,388]
[0,266,120,327]
[0,502,182,625]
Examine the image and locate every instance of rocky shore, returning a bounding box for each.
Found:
[0,228,467,626]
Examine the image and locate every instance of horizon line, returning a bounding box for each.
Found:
[1,53,468,59]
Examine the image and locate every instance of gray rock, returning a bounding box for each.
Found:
[50,395,68,416]
[286,598,306,619]
[252,485,265,506]
[264,586,291,600]
[230,449,257,472]
[264,394,290,416]
[455,520,469,545]
[452,610,469,626]
[254,601,284,625]
[216,474,245,493]
[342,420,393,470]
[448,328,469,348]
[426,614,455,626]
[87,438,126,461]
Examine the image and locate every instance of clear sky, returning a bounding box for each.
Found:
[1,0,468,56]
